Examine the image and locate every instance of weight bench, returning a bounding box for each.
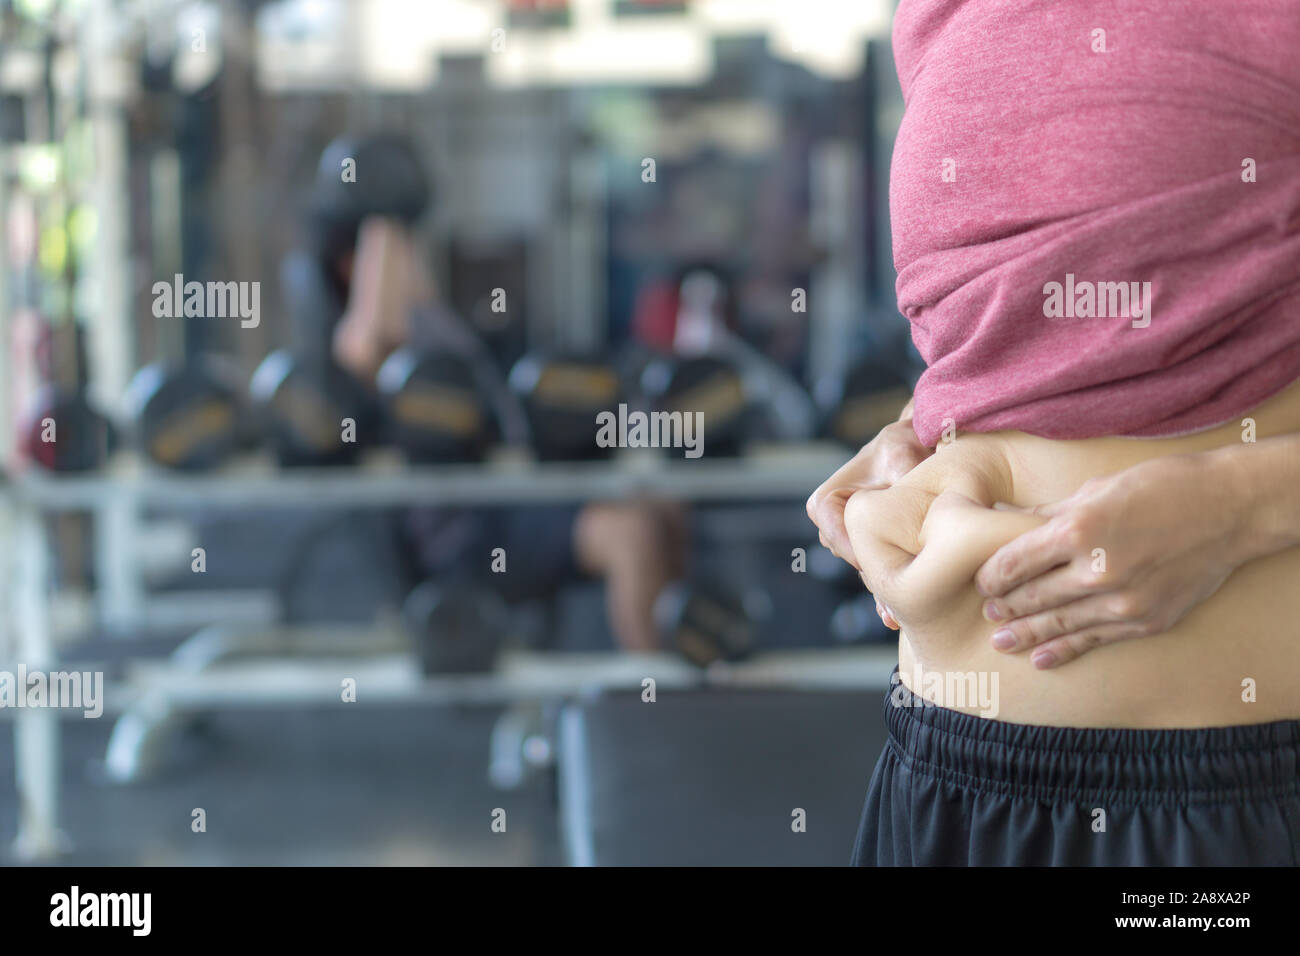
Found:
[556,687,887,866]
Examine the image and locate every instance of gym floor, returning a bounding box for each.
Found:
[0,701,563,867]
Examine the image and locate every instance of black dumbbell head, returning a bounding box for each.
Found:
[403,582,508,675]
[654,579,764,668]
[20,386,116,472]
[641,354,749,458]
[509,353,622,461]
[822,356,913,448]
[378,347,494,464]
[126,358,245,471]
[310,132,431,232]
[250,349,376,467]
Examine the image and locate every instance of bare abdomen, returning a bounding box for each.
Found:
[848,380,1300,728]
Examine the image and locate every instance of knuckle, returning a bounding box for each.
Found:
[1143,608,1174,635]
[1079,630,1107,650]
[1080,566,1109,592]
[1047,609,1069,637]
[995,552,1019,582]
[1057,517,1089,550]
[1019,580,1040,607]
[1016,619,1041,643]
[1109,592,1145,620]
[1022,612,1057,644]
[1136,616,1162,637]
[1112,596,1142,620]
[1119,620,1149,640]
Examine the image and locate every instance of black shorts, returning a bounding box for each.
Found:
[475,506,582,603]
[852,669,1300,866]
[402,505,582,605]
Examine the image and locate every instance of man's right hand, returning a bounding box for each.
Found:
[806,403,932,571]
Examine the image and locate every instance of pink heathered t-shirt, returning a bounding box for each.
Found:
[891,0,1300,446]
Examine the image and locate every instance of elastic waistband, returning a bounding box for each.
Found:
[882,670,1300,806]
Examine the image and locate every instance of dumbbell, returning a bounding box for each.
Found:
[640,355,750,458]
[250,349,377,467]
[126,356,247,471]
[309,133,430,229]
[308,133,430,272]
[20,387,117,472]
[378,347,496,464]
[19,317,116,472]
[821,356,913,449]
[403,581,509,675]
[509,352,622,461]
[654,579,770,668]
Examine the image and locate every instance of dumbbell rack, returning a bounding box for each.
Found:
[2,443,897,860]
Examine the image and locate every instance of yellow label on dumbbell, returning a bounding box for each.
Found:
[834,387,911,442]
[676,626,722,667]
[277,383,341,450]
[535,366,619,407]
[151,402,236,464]
[395,386,483,435]
[669,376,745,421]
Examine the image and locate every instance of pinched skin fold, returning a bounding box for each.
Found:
[844,382,1300,729]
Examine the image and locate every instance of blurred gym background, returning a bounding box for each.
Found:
[0,0,917,865]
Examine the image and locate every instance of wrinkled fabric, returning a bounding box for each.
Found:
[891,0,1300,445]
[853,672,1300,865]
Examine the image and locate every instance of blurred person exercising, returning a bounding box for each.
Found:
[808,1,1300,865]
[282,133,684,652]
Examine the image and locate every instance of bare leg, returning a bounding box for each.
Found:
[573,500,688,652]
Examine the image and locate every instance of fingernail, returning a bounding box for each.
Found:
[1031,650,1056,670]
[990,629,1016,651]
[983,601,1003,622]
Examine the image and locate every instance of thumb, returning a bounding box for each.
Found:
[1028,497,1073,518]
[994,498,1071,518]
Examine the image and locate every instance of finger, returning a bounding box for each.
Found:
[991,494,1077,514]
[869,588,901,630]
[988,591,1117,652]
[878,437,932,485]
[853,530,912,608]
[1027,498,1075,519]
[874,598,899,630]
[982,565,1097,624]
[1028,623,1145,669]
[974,517,1077,598]
[808,489,860,571]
